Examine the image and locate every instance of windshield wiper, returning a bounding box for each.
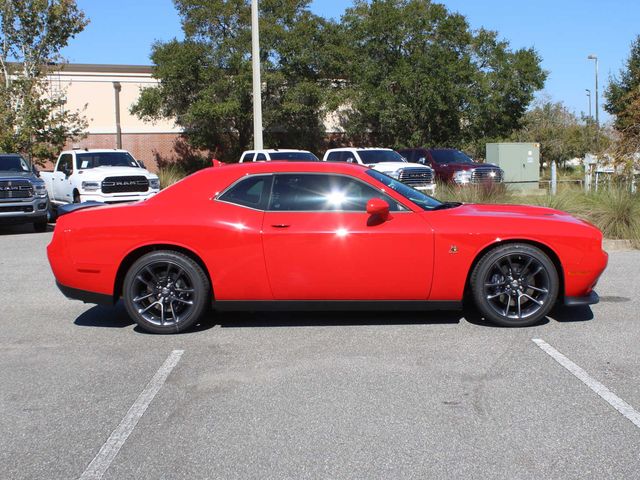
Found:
[431,201,462,210]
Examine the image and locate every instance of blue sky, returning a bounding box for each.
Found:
[61,0,640,123]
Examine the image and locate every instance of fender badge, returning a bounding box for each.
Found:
[449,245,458,254]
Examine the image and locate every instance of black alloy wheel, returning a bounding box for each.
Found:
[123,251,210,334]
[471,243,559,327]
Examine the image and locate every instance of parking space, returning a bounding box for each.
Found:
[1,229,639,479]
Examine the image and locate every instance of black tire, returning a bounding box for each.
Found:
[73,192,81,203]
[470,243,559,327]
[123,250,210,334]
[33,219,48,233]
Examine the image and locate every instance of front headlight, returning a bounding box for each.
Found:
[454,170,473,184]
[149,177,160,190]
[33,183,48,198]
[81,181,100,191]
[386,169,402,179]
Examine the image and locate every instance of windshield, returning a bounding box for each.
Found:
[76,152,140,169]
[366,169,443,210]
[357,150,406,164]
[0,155,30,173]
[430,149,474,165]
[269,152,319,161]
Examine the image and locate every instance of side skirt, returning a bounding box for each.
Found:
[214,300,462,312]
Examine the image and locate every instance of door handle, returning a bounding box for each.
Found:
[271,224,290,228]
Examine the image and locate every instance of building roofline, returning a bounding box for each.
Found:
[57,63,154,74]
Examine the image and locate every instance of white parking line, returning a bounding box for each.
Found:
[532,338,640,429]
[79,349,184,480]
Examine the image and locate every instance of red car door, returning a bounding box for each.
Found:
[262,173,434,300]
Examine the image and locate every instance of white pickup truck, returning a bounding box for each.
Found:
[323,147,436,194]
[42,149,160,207]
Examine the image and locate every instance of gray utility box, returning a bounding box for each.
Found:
[486,143,540,191]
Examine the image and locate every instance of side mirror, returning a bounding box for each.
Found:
[32,165,40,177]
[366,198,390,221]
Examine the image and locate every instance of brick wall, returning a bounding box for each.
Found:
[64,133,181,172]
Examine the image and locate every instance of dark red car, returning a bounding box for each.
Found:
[48,162,607,334]
[399,148,504,184]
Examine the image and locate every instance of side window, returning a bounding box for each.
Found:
[326,151,345,162]
[240,152,254,163]
[402,150,415,162]
[218,175,270,210]
[255,153,267,161]
[269,174,402,212]
[56,154,73,173]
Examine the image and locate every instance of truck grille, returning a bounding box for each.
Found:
[0,180,33,200]
[471,167,503,183]
[101,176,149,194]
[0,205,34,213]
[398,167,434,187]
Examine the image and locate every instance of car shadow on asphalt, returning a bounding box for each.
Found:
[213,309,464,328]
[0,224,54,236]
[73,303,594,333]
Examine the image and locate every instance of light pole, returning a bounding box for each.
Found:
[587,54,599,150]
[251,0,264,150]
[585,88,592,120]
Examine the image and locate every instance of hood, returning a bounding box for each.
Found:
[450,162,500,171]
[445,203,590,226]
[76,166,157,179]
[0,170,38,181]
[371,162,431,172]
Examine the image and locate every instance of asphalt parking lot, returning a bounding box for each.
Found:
[1,224,639,479]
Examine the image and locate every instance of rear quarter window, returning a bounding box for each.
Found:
[218,175,271,210]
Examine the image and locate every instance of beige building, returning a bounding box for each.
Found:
[51,64,182,171]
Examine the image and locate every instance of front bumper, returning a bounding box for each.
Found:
[77,190,158,204]
[564,291,599,306]
[0,197,49,225]
[414,184,437,194]
[56,281,114,306]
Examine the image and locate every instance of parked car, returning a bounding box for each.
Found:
[398,148,504,185]
[323,147,436,194]
[48,161,607,334]
[41,149,160,209]
[239,149,319,162]
[0,153,49,232]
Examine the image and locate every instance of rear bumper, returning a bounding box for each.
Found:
[564,291,599,307]
[56,281,113,306]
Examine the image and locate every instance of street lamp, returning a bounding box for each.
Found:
[585,88,592,120]
[587,54,599,149]
[251,0,263,150]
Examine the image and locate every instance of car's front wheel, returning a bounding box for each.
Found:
[123,250,210,334]
[470,243,559,327]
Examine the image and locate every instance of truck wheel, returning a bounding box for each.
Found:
[33,219,48,232]
[73,192,81,203]
[123,251,210,334]
[470,243,558,327]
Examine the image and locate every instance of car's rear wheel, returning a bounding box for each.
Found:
[123,251,210,334]
[470,243,559,327]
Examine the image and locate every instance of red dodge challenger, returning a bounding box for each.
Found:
[47,162,608,333]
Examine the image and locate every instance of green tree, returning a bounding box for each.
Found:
[511,98,600,167]
[0,0,88,164]
[605,35,640,134]
[132,0,334,162]
[605,35,640,158]
[336,0,546,149]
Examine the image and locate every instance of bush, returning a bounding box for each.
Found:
[436,181,511,204]
[583,187,640,240]
[157,165,187,189]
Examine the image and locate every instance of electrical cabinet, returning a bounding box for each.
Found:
[486,143,540,191]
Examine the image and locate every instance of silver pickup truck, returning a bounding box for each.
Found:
[0,154,50,232]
